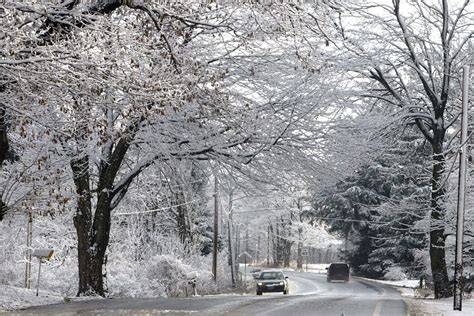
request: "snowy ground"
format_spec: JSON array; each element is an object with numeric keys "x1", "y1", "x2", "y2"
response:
[
  {"x1": 0, "y1": 286, "x2": 64, "y2": 312},
  {"x1": 373, "y1": 282, "x2": 474, "y2": 316},
  {"x1": 397, "y1": 287, "x2": 474, "y2": 316},
  {"x1": 0, "y1": 285, "x2": 97, "y2": 312},
  {"x1": 2, "y1": 265, "x2": 473, "y2": 315}
]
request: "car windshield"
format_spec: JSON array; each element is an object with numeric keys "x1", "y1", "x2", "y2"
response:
[{"x1": 259, "y1": 272, "x2": 284, "y2": 280}]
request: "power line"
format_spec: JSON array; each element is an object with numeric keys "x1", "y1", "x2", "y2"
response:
[
  {"x1": 233, "y1": 207, "x2": 413, "y2": 225},
  {"x1": 113, "y1": 196, "x2": 210, "y2": 216}
]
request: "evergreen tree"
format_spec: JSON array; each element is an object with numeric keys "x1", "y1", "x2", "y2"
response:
[{"x1": 312, "y1": 128, "x2": 430, "y2": 278}]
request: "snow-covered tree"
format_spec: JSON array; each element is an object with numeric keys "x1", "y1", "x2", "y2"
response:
[
  {"x1": 312, "y1": 0, "x2": 473, "y2": 298},
  {"x1": 1, "y1": 0, "x2": 338, "y2": 296},
  {"x1": 312, "y1": 120, "x2": 431, "y2": 279}
]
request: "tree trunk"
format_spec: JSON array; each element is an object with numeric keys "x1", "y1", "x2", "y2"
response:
[
  {"x1": 0, "y1": 201, "x2": 5, "y2": 222},
  {"x1": 282, "y1": 217, "x2": 292, "y2": 268},
  {"x1": 269, "y1": 224, "x2": 277, "y2": 267},
  {"x1": 0, "y1": 105, "x2": 9, "y2": 221},
  {"x1": 0, "y1": 106, "x2": 8, "y2": 165},
  {"x1": 71, "y1": 155, "x2": 113, "y2": 297},
  {"x1": 429, "y1": 137, "x2": 452, "y2": 298},
  {"x1": 74, "y1": 195, "x2": 111, "y2": 296},
  {"x1": 283, "y1": 239, "x2": 291, "y2": 268},
  {"x1": 176, "y1": 192, "x2": 188, "y2": 244},
  {"x1": 75, "y1": 241, "x2": 106, "y2": 296},
  {"x1": 296, "y1": 228, "x2": 303, "y2": 270},
  {"x1": 274, "y1": 223, "x2": 284, "y2": 267},
  {"x1": 227, "y1": 220, "x2": 235, "y2": 286},
  {"x1": 71, "y1": 156, "x2": 99, "y2": 296}
]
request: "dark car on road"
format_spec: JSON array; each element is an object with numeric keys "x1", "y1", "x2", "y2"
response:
[
  {"x1": 255, "y1": 270, "x2": 289, "y2": 295},
  {"x1": 327, "y1": 262, "x2": 350, "y2": 282}
]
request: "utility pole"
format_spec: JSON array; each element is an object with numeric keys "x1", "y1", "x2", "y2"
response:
[
  {"x1": 256, "y1": 233, "x2": 261, "y2": 264},
  {"x1": 212, "y1": 174, "x2": 218, "y2": 282},
  {"x1": 245, "y1": 227, "x2": 249, "y2": 253},
  {"x1": 25, "y1": 209, "x2": 33, "y2": 289},
  {"x1": 235, "y1": 224, "x2": 240, "y2": 282},
  {"x1": 227, "y1": 190, "x2": 235, "y2": 286},
  {"x1": 454, "y1": 65, "x2": 470, "y2": 311},
  {"x1": 267, "y1": 224, "x2": 270, "y2": 267}
]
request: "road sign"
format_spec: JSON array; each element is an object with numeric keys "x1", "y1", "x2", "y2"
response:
[{"x1": 238, "y1": 251, "x2": 252, "y2": 264}]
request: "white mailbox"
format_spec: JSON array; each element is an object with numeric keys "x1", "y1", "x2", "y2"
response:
[
  {"x1": 32, "y1": 249, "x2": 54, "y2": 260},
  {"x1": 32, "y1": 249, "x2": 54, "y2": 296}
]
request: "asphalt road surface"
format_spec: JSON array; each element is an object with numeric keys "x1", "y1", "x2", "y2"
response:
[{"x1": 9, "y1": 271, "x2": 408, "y2": 316}]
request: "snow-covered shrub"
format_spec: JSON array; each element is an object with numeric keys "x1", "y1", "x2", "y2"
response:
[
  {"x1": 106, "y1": 253, "x2": 143, "y2": 297},
  {"x1": 184, "y1": 252, "x2": 233, "y2": 295},
  {"x1": 0, "y1": 216, "x2": 28, "y2": 287},
  {"x1": 384, "y1": 266, "x2": 407, "y2": 281},
  {"x1": 28, "y1": 212, "x2": 78, "y2": 296},
  {"x1": 0, "y1": 210, "x2": 78, "y2": 295},
  {"x1": 105, "y1": 250, "x2": 234, "y2": 297},
  {"x1": 40, "y1": 253, "x2": 78, "y2": 296},
  {"x1": 140, "y1": 254, "x2": 192, "y2": 297},
  {"x1": 0, "y1": 264, "x2": 18, "y2": 285},
  {"x1": 412, "y1": 248, "x2": 431, "y2": 279}
]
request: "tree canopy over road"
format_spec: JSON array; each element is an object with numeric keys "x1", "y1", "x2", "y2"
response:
[{"x1": 0, "y1": 0, "x2": 472, "y2": 299}]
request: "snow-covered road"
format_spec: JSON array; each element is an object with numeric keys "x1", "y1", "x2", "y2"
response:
[
  {"x1": 6, "y1": 270, "x2": 412, "y2": 315},
  {"x1": 217, "y1": 271, "x2": 407, "y2": 315}
]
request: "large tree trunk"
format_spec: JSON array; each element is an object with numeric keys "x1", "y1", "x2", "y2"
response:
[
  {"x1": 71, "y1": 154, "x2": 114, "y2": 297},
  {"x1": 75, "y1": 238, "x2": 106, "y2": 296},
  {"x1": 71, "y1": 156, "x2": 98, "y2": 296},
  {"x1": 429, "y1": 137, "x2": 452, "y2": 298}
]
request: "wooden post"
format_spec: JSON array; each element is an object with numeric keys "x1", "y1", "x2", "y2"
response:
[
  {"x1": 212, "y1": 174, "x2": 218, "y2": 282},
  {"x1": 25, "y1": 209, "x2": 32, "y2": 289},
  {"x1": 235, "y1": 225, "x2": 240, "y2": 282},
  {"x1": 256, "y1": 233, "x2": 260, "y2": 264},
  {"x1": 454, "y1": 65, "x2": 470, "y2": 311},
  {"x1": 267, "y1": 224, "x2": 270, "y2": 267},
  {"x1": 245, "y1": 227, "x2": 249, "y2": 254},
  {"x1": 35, "y1": 259, "x2": 42, "y2": 296}
]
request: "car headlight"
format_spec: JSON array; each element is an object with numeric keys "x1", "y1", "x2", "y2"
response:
[
  {"x1": 279, "y1": 281, "x2": 284, "y2": 285},
  {"x1": 257, "y1": 282, "x2": 263, "y2": 286}
]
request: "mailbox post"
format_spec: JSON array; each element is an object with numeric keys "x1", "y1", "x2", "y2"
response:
[
  {"x1": 186, "y1": 272, "x2": 198, "y2": 297},
  {"x1": 31, "y1": 249, "x2": 54, "y2": 296}
]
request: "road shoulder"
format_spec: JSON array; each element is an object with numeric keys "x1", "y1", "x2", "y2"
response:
[{"x1": 396, "y1": 285, "x2": 474, "y2": 315}]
